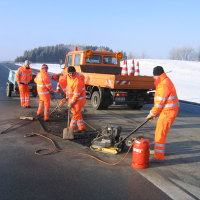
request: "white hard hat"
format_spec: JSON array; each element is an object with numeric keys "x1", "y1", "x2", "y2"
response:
[{"x1": 24, "y1": 60, "x2": 30, "y2": 65}]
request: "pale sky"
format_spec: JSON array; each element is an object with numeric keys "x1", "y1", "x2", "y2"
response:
[{"x1": 1, "y1": 0, "x2": 200, "y2": 61}]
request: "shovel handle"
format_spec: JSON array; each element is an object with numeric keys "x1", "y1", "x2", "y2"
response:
[{"x1": 67, "y1": 108, "x2": 70, "y2": 128}]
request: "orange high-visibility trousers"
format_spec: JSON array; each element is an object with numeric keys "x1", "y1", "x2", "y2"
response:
[
  {"x1": 69, "y1": 100, "x2": 86, "y2": 131},
  {"x1": 18, "y1": 84, "x2": 30, "y2": 107},
  {"x1": 37, "y1": 94, "x2": 50, "y2": 121},
  {"x1": 154, "y1": 108, "x2": 179, "y2": 160}
]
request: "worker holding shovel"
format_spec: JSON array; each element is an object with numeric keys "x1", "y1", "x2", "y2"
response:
[
  {"x1": 63, "y1": 66, "x2": 86, "y2": 139},
  {"x1": 146, "y1": 66, "x2": 179, "y2": 162}
]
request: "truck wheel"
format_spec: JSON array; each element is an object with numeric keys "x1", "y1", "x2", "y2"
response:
[
  {"x1": 91, "y1": 91, "x2": 103, "y2": 110},
  {"x1": 101, "y1": 91, "x2": 112, "y2": 109},
  {"x1": 6, "y1": 82, "x2": 12, "y2": 97}
]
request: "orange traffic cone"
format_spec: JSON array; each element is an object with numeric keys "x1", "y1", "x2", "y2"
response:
[
  {"x1": 135, "y1": 61, "x2": 140, "y2": 76},
  {"x1": 55, "y1": 82, "x2": 61, "y2": 93},
  {"x1": 121, "y1": 60, "x2": 128, "y2": 76},
  {"x1": 129, "y1": 59, "x2": 135, "y2": 76}
]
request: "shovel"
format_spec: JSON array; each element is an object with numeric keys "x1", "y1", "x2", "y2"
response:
[{"x1": 63, "y1": 108, "x2": 74, "y2": 140}]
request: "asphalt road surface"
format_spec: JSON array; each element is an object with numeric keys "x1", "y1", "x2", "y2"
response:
[{"x1": 0, "y1": 63, "x2": 200, "y2": 200}]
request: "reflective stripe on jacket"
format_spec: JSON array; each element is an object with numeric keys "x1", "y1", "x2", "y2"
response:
[
  {"x1": 34, "y1": 69, "x2": 53, "y2": 95},
  {"x1": 150, "y1": 73, "x2": 179, "y2": 116},
  {"x1": 15, "y1": 65, "x2": 32, "y2": 84},
  {"x1": 66, "y1": 72, "x2": 86, "y2": 105}
]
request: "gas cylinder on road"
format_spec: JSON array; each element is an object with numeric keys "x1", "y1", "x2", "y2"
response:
[{"x1": 132, "y1": 137, "x2": 150, "y2": 169}]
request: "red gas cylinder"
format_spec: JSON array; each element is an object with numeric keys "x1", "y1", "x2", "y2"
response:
[{"x1": 132, "y1": 137, "x2": 150, "y2": 169}]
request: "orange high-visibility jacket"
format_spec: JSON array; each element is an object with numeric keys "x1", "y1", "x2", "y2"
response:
[
  {"x1": 66, "y1": 72, "x2": 86, "y2": 106},
  {"x1": 58, "y1": 68, "x2": 68, "y2": 92},
  {"x1": 150, "y1": 73, "x2": 179, "y2": 116},
  {"x1": 15, "y1": 65, "x2": 32, "y2": 84},
  {"x1": 59, "y1": 74, "x2": 67, "y2": 92},
  {"x1": 34, "y1": 69, "x2": 54, "y2": 96}
]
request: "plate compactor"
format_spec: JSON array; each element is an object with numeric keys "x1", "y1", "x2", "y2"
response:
[
  {"x1": 90, "y1": 119, "x2": 150, "y2": 154},
  {"x1": 90, "y1": 124, "x2": 125, "y2": 154}
]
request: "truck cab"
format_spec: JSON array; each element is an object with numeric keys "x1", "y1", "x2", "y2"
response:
[
  {"x1": 64, "y1": 47, "x2": 154, "y2": 110},
  {"x1": 65, "y1": 48, "x2": 123, "y2": 75}
]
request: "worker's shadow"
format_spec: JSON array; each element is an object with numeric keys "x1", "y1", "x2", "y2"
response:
[{"x1": 150, "y1": 140, "x2": 200, "y2": 168}]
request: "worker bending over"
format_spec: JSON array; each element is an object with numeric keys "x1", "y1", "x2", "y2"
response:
[
  {"x1": 51, "y1": 67, "x2": 68, "y2": 95},
  {"x1": 34, "y1": 64, "x2": 54, "y2": 121},
  {"x1": 147, "y1": 66, "x2": 179, "y2": 162},
  {"x1": 15, "y1": 60, "x2": 33, "y2": 108},
  {"x1": 66, "y1": 66, "x2": 86, "y2": 134}
]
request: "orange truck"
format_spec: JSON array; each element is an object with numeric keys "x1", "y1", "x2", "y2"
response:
[{"x1": 63, "y1": 47, "x2": 155, "y2": 109}]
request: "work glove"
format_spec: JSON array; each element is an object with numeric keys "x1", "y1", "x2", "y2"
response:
[
  {"x1": 67, "y1": 103, "x2": 72, "y2": 109},
  {"x1": 146, "y1": 112, "x2": 156, "y2": 120}
]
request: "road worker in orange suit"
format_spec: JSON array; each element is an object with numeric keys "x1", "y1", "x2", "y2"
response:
[
  {"x1": 15, "y1": 60, "x2": 33, "y2": 108},
  {"x1": 34, "y1": 64, "x2": 54, "y2": 121},
  {"x1": 147, "y1": 66, "x2": 179, "y2": 162},
  {"x1": 51, "y1": 68, "x2": 68, "y2": 94},
  {"x1": 51, "y1": 69, "x2": 68, "y2": 107},
  {"x1": 66, "y1": 66, "x2": 86, "y2": 134}
]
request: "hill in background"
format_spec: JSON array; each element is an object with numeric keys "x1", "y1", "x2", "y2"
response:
[{"x1": 15, "y1": 44, "x2": 114, "y2": 64}]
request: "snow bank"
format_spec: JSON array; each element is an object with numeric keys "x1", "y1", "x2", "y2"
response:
[{"x1": 16, "y1": 59, "x2": 200, "y2": 103}]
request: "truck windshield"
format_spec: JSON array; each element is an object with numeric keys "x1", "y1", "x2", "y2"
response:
[
  {"x1": 103, "y1": 56, "x2": 118, "y2": 65},
  {"x1": 86, "y1": 55, "x2": 102, "y2": 64}
]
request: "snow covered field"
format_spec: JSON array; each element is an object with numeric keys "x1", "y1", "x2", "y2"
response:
[{"x1": 19, "y1": 59, "x2": 200, "y2": 104}]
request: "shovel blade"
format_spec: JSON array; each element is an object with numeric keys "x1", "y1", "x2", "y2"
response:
[{"x1": 63, "y1": 128, "x2": 74, "y2": 140}]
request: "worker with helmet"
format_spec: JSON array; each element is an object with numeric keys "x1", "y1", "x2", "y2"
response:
[
  {"x1": 147, "y1": 66, "x2": 179, "y2": 162},
  {"x1": 66, "y1": 66, "x2": 86, "y2": 134},
  {"x1": 15, "y1": 60, "x2": 33, "y2": 108},
  {"x1": 34, "y1": 64, "x2": 54, "y2": 121}
]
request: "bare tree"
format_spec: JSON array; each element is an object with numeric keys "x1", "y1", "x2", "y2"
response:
[
  {"x1": 197, "y1": 46, "x2": 200, "y2": 61},
  {"x1": 127, "y1": 51, "x2": 139, "y2": 59},
  {"x1": 141, "y1": 51, "x2": 147, "y2": 59},
  {"x1": 127, "y1": 52, "x2": 134, "y2": 59},
  {"x1": 169, "y1": 46, "x2": 195, "y2": 60}
]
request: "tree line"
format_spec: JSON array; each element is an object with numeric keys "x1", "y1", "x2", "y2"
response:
[
  {"x1": 15, "y1": 44, "x2": 114, "y2": 63},
  {"x1": 169, "y1": 46, "x2": 200, "y2": 61},
  {"x1": 16, "y1": 43, "x2": 199, "y2": 62},
  {"x1": 127, "y1": 46, "x2": 200, "y2": 61}
]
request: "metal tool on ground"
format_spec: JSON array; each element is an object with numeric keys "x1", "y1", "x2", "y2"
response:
[
  {"x1": 90, "y1": 124, "x2": 122, "y2": 154},
  {"x1": 0, "y1": 116, "x2": 40, "y2": 134},
  {"x1": 20, "y1": 116, "x2": 34, "y2": 120},
  {"x1": 90, "y1": 119, "x2": 150, "y2": 154},
  {"x1": 63, "y1": 108, "x2": 74, "y2": 140},
  {"x1": 0, "y1": 102, "x2": 64, "y2": 134}
]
